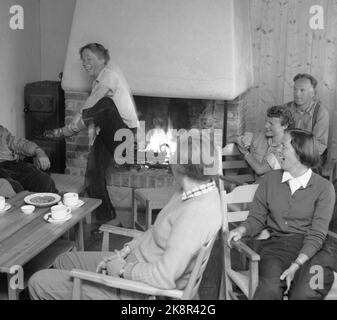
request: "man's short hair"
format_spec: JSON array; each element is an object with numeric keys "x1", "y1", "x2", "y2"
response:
[
  {"x1": 286, "y1": 129, "x2": 320, "y2": 168},
  {"x1": 79, "y1": 43, "x2": 110, "y2": 65},
  {"x1": 293, "y1": 73, "x2": 318, "y2": 89},
  {"x1": 170, "y1": 130, "x2": 216, "y2": 182},
  {"x1": 267, "y1": 105, "x2": 295, "y2": 129}
]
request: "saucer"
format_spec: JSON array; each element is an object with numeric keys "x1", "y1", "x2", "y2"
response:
[
  {"x1": 43, "y1": 212, "x2": 72, "y2": 224},
  {"x1": 66, "y1": 200, "x2": 85, "y2": 210},
  {"x1": 0, "y1": 203, "x2": 12, "y2": 213}
]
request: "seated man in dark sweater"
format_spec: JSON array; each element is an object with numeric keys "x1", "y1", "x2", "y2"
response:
[{"x1": 0, "y1": 125, "x2": 57, "y2": 193}]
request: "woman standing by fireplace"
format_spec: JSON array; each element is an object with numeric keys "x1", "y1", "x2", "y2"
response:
[{"x1": 45, "y1": 43, "x2": 139, "y2": 225}]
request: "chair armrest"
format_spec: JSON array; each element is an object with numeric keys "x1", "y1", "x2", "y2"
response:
[
  {"x1": 232, "y1": 240, "x2": 260, "y2": 262},
  {"x1": 99, "y1": 225, "x2": 144, "y2": 238},
  {"x1": 219, "y1": 175, "x2": 245, "y2": 186},
  {"x1": 224, "y1": 231, "x2": 260, "y2": 261},
  {"x1": 70, "y1": 269, "x2": 182, "y2": 299}
]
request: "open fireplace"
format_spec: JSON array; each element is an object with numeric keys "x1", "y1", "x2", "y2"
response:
[{"x1": 64, "y1": 92, "x2": 249, "y2": 187}]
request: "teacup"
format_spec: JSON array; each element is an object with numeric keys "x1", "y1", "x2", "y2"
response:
[
  {"x1": 21, "y1": 205, "x2": 35, "y2": 214},
  {"x1": 63, "y1": 192, "x2": 79, "y2": 207},
  {"x1": 0, "y1": 196, "x2": 5, "y2": 211},
  {"x1": 51, "y1": 205, "x2": 71, "y2": 220}
]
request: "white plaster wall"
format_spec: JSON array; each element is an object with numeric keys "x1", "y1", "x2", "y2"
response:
[
  {"x1": 62, "y1": 0, "x2": 254, "y2": 100},
  {"x1": 40, "y1": 0, "x2": 76, "y2": 80},
  {"x1": 0, "y1": 0, "x2": 40, "y2": 136}
]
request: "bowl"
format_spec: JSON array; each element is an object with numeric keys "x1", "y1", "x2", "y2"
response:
[{"x1": 21, "y1": 205, "x2": 35, "y2": 214}]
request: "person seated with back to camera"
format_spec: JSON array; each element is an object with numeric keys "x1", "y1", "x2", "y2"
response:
[
  {"x1": 28, "y1": 132, "x2": 222, "y2": 300},
  {"x1": 232, "y1": 105, "x2": 295, "y2": 178},
  {"x1": 0, "y1": 124, "x2": 57, "y2": 194},
  {"x1": 228, "y1": 129, "x2": 336, "y2": 300}
]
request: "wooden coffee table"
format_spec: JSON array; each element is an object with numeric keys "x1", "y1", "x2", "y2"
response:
[{"x1": 0, "y1": 191, "x2": 101, "y2": 300}]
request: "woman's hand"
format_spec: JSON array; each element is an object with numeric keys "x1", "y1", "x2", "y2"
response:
[
  {"x1": 106, "y1": 251, "x2": 127, "y2": 277},
  {"x1": 119, "y1": 245, "x2": 131, "y2": 258},
  {"x1": 96, "y1": 259, "x2": 107, "y2": 274},
  {"x1": 237, "y1": 132, "x2": 253, "y2": 149},
  {"x1": 280, "y1": 263, "x2": 300, "y2": 295},
  {"x1": 227, "y1": 226, "x2": 246, "y2": 247},
  {"x1": 96, "y1": 248, "x2": 128, "y2": 274},
  {"x1": 236, "y1": 143, "x2": 250, "y2": 156}
]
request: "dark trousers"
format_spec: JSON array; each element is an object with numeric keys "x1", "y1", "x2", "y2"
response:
[
  {"x1": 82, "y1": 97, "x2": 131, "y2": 221},
  {"x1": 253, "y1": 234, "x2": 336, "y2": 300},
  {"x1": 0, "y1": 161, "x2": 57, "y2": 193}
]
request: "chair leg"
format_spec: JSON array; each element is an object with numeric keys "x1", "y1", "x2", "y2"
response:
[
  {"x1": 72, "y1": 278, "x2": 82, "y2": 300},
  {"x1": 102, "y1": 231, "x2": 109, "y2": 252}
]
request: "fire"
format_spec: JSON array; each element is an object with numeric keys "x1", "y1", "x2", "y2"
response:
[{"x1": 145, "y1": 120, "x2": 177, "y2": 161}]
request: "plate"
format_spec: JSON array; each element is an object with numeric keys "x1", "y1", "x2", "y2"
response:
[
  {"x1": 0, "y1": 203, "x2": 12, "y2": 213},
  {"x1": 43, "y1": 212, "x2": 72, "y2": 224},
  {"x1": 67, "y1": 199, "x2": 85, "y2": 210},
  {"x1": 24, "y1": 193, "x2": 61, "y2": 207}
]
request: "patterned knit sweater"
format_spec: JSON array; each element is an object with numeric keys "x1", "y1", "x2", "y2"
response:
[{"x1": 123, "y1": 188, "x2": 222, "y2": 290}]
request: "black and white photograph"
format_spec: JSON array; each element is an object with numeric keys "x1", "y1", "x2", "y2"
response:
[{"x1": 0, "y1": 0, "x2": 337, "y2": 306}]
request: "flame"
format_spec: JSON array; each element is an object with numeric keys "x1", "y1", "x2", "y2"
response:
[{"x1": 145, "y1": 119, "x2": 177, "y2": 161}]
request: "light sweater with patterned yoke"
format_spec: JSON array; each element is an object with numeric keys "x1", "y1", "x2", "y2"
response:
[{"x1": 122, "y1": 185, "x2": 222, "y2": 290}]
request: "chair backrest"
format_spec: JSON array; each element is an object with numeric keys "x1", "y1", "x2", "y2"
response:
[
  {"x1": 181, "y1": 234, "x2": 217, "y2": 300},
  {"x1": 220, "y1": 183, "x2": 259, "y2": 300},
  {"x1": 222, "y1": 143, "x2": 255, "y2": 186},
  {"x1": 222, "y1": 184, "x2": 259, "y2": 228}
]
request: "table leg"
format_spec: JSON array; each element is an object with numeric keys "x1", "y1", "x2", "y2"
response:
[
  {"x1": 85, "y1": 213, "x2": 92, "y2": 225},
  {"x1": 74, "y1": 220, "x2": 84, "y2": 251},
  {"x1": 7, "y1": 274, "x2": 19, "y2": 300},
  {"x1": 133, "y1": 189, "x2": 138, "y2": 229}
]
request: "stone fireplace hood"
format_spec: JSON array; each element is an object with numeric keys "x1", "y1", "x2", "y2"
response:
[{"x1": 62, "y1": 0, "x2": 253, "y2": 100}]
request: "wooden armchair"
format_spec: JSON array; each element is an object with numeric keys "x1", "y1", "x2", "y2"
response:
[
  {"x1": 218, "y1": 183, "x2": 260, "y2": 300},
  {"x1": 218, "y1": 183, "x2": 337, "y2": 300},
  {"x1": 71, "y1": 225, "x2": 217, "y2": 300}
]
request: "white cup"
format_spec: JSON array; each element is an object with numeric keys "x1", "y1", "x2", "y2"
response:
[
  {"x1": 63, "y1": 193, "x2": 79, "y2": 207},
  {"x1": 51, "y1": 205, "x2": 71, "y2": 220},
  {"x1": 21, "y1": 205, "x2": 35, "y2": 214},
  {"x1": 0, "y1": 196, "x2": 6, "y2": 210}
]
